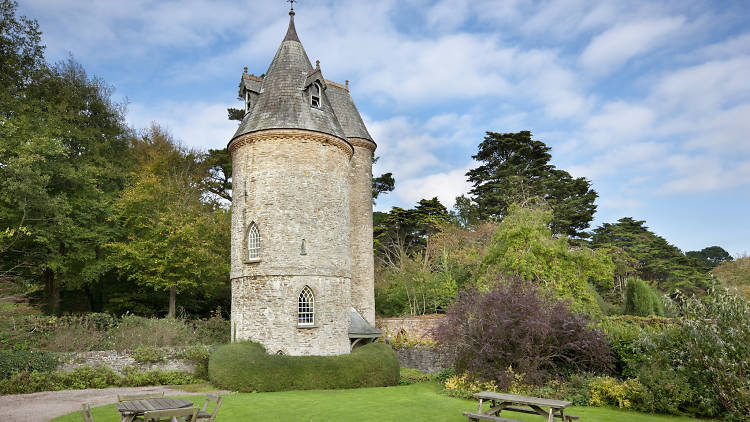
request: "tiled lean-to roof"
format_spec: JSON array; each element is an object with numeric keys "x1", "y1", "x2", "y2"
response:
[{"x1": 231, "y1": 11, "x2": 348, "y2": 143}]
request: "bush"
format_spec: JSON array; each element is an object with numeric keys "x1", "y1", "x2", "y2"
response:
[
  {"x1": 633, "y1": 287, "x2": 750, "y2": 420},
  {"x1": 433, "y1": 278, "x2": 611, "y2": 389},
  {"x1": 131, "y1": 346, "x2": 167, "y2": 363},
  {"x1": 208, "y1": 341, "x2": 399, "y2": 392},
  {"x1": 399, "y1": 368, "x2": 435, "y2": 385},
  {"x1": 0, "y1": 365, "x2": 199, "y2": 395},
  {"x1": 598, "y1": 315, "x2": 673, "y2": 378},
  {"x1": 588, "y1": 376, "x2": 643, "y2": 409},
  {"x1": 0, "y1": 349, "x2": 58, "y2": 379},
  {"x1": 623, "y1": 278, "x2": 664, "y2": 316}
]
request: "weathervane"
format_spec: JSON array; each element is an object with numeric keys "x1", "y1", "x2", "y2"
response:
[{"x1": 287, "y1": 0, "x2": 296, "y2": 12}]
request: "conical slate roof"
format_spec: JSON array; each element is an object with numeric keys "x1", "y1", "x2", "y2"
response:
[
  {"x1": 326, "y1": 82, "x2": 374, "y2": 143},
  {"x1": 231, "y1": 12, "x2": 347, "y2": 143}
]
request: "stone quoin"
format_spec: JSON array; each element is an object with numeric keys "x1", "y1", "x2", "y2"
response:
[{"x1": 227, "y1": 9, "x2": 380, "y2": 356}]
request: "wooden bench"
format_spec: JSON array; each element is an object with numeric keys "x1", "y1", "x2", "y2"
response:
[
  {"x1": 465, "y1": 392, "x2": 577, "y2": 422},
  {"x1": 463, "y1": 411, "x2": 523, "y2": 422},
  {"x1": 502, "y1": 406, "x2": 579, "y2": 421}
]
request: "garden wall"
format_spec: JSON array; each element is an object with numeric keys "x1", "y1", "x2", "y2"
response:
[
  {"x1": 393, "y1": 345, "x2": 450, "y2": 373},
  {"x1": 59, "y1": 349, "x2": 197, "y2": 375},
  {"x1": 376, "y1": 314, "x2": 444, "y2": 341}
]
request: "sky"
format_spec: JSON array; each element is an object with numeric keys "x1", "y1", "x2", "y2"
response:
[{"x1": 18, "y1": 0, "x2": 750, "y2": 256}]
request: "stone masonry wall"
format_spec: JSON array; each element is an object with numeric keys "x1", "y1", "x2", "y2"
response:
[
  {"x1": 59, "y1": 349, "x2": 196, "y2": 375},
  {"x1": 393, "y1": 345, "x2": 451, "y2": 373},
  {"x1": 232, "y1": 275, "x2": 350, "y2": 356},
  {"x1": 349, "y1": 138, "x2": 376, "y2": 326},
  {"x1": 229, "y1": 130, "x2": 352, "y2": 356},
  {"x1": 376, "y1": 314, "x2": 445, "y2": 341}
]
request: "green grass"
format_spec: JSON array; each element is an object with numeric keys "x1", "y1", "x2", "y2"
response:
[{"x1": 51, "y1": 383, "x2": 711, "y2": 422}]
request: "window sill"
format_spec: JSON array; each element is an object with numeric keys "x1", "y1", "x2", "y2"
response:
[
  {"x1": 297, "y1": 324, "x2": 317, "y2": 329},
  {"x1": 244, "y1": 258, "x2": 261, "y2": 264}
]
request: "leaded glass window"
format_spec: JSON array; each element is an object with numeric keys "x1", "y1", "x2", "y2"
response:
[
  {"x1": 247, "y1": 223, "x2": 260, "y2": 260},
  {"x1": 298, "y1": 286, "x2": 314, "y2": 326}
]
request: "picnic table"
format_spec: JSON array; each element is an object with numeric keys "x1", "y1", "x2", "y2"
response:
[
  {"x1": 115, "y1": 398, "x2": 193, "y2": 422},
  {"x1": 463, "y1": 392, "x2": 578, "y2": 422}
]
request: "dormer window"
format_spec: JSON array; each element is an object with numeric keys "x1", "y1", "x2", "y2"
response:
[
  {"x1": 311, "y1": 82, "x2": 321, "y2": 108},
  {"x1": 245, "y1": 91, "x2": 251, "y2": 113}
]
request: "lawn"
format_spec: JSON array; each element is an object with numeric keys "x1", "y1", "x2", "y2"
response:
[{"x1": 52, "y1": 383, "x2": 709, "y2": 422}]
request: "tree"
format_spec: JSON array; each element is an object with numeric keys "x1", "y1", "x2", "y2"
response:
[
  {"x1": 686, "y1": 246, "x2": 733, "y2": 272},
  {"x1": 0, "y1": 8, "x2": 131, "y2": 314},
  {"x1": 466, "y1": 131, "x2": 597, "y2": 237},
  {"x1": 591, "y1": 218, "x2": 711, "y2": 294},
  {"x1": 107, "y1": 127, "x2": 229, "y2": 318},
  {"x1": 371, "y1": 156, "x2": 394, "y2": 203},
  {"x1": 372, "y1": 172, "x2": 394, "y2": 202},
  {"x1": 480, "y1": 204, "x2": 614, "y2": 316},
  {"x1": 201, "y1": 148, "x2": 232, "y2": 202},
  {"x1": 374, "y1": 197, "x2": 449, "y2": 268}
]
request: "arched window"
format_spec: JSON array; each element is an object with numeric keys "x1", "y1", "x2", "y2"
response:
[
  {"x1": 298, "y1": 286, "x2": 314, "y2": 326},
  {"x1": 247, "y1": 222, "x2": 260, "y2": 260},
  {"x1": 311, "y1": 82, "x2": 321, "y2": 108}
]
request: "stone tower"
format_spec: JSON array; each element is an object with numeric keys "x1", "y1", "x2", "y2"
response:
[{"x1": 228, "y1": 10, "x2": 379, "y2": 356}]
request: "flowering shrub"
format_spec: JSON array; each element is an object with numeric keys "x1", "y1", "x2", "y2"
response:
[
  {"x1": 443, "y1": 373, "x2": 499, "y2": 399},
  {"x1": 588, "y1": 376, "x2": 643, "y2": 409},
  {"x1": 634, "y1": 287, "x2": 750, "y2": 420}
]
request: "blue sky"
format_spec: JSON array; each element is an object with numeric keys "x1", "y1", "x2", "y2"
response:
[{"x1": 19, "y1": 0, "x2": 750, "y2": 256}]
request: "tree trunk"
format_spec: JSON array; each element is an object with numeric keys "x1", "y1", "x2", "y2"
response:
[
  {"x1": 168, "y1": 286, "x2": 176, "y2": 318},
  {"x1": 44, "y1": 269, "x2": 60, "y2": 315}
]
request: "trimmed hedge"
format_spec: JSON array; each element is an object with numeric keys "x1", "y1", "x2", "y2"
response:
[{"x1": 208, "y1": 341, "x2": 399, "y2": 392}]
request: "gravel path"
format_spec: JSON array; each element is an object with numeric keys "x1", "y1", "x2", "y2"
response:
[{"x1": 0, "y1": 386, "x2": 224, "y2": 422}]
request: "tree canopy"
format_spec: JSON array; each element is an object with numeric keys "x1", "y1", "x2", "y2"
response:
[
  {"x1": 590, "y1": 218, "x2": 711, "y2": 294},
  {"x1": 466, "y1": 131, "x2": 597, "y2": 238},
  {"x1": 479, "y1": 204, "x2": 613, "y2": 316}
]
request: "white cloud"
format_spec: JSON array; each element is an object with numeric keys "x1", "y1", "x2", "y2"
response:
[
  {"x1": 584, "y1": 101, "x2": 656, "y2": 147},
  {"x1": 580, "y1": 17, "x2": 684, "y2": 74},
  {"x1": 127, "y1": 101, "x2": 237, "y2": 151},
  {"x1": 397, "y1": 166, "x2": 473, "y2": 209}
]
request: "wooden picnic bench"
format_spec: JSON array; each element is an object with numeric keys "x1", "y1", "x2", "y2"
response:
[{"x1": 463, "y1": 392, "x2": 578, "y2": 422}]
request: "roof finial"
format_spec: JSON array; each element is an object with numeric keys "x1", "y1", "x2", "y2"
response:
[
  {"x1": 345, "y1": 80, "x2": 349, "y2": 89},
  {"x1": 287, "y1": 0, "x2": 296, "y2": 13},
  {"x1": 315, "y1": 60, "x2": 320, "y2": 69},
  {"x1": 243, "y1": 66, "x2": 248, "y2": 74}
]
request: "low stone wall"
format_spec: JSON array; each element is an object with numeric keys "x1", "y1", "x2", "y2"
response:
[
  {"x1": 376, "y1": 314, "x2": 444, "y2": 341},
  {"x1": 393, "y1": 345, "x2": 450, "y2": 373},
  {"x1": 59, "y1": 349, "x2": 197, "y2": 375}
]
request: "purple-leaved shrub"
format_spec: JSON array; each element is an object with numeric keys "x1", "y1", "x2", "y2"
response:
[{"x1": 433, "y1": 276, "x2": 611, "y2": 389}]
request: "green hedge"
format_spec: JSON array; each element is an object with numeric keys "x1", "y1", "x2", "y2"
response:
[
  {"x1": 0, "y1": 365, "x2": 199, "y2": 395},
  {"x1": 624, "y1": 277, "x2": 664, "y2": 317},
  {"x1": 208, "y1": 342, "x2": 399, "y2": 392},
  {"x1": 0, "y1": 349, "x2": 58, "y2": 379}
]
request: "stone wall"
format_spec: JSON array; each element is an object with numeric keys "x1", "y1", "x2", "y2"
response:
[
  {"x1": 349, "y1": 138, "x2": 376, "y2": 326},
  {"x1": 376, "y1": 314, "x2": 445, "y2": 341},
  {"x1": 229, "y1": 129, "x2": 353, "y2": 356},
  {"x1": 59, "y1": 349, "x2": 197, "y2": 375},
  {"x1": 393, "y1": 345, "x2": 450, "y2": 373}
]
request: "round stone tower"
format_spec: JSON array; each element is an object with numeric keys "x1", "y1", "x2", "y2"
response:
[{"x1": 228, "y1": 11, "x2": 378, "y2": 356}]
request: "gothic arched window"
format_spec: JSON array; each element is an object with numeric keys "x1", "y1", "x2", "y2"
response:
[
  {"x1": 247, "y1": 222, "x2": 260, "y2": 260},
  {"x1": 298, "y1": 286, "x2": 314, "y2": 326},
  {"x1": 311, "y1": 82, "x2": 321, "y2": 108}
]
